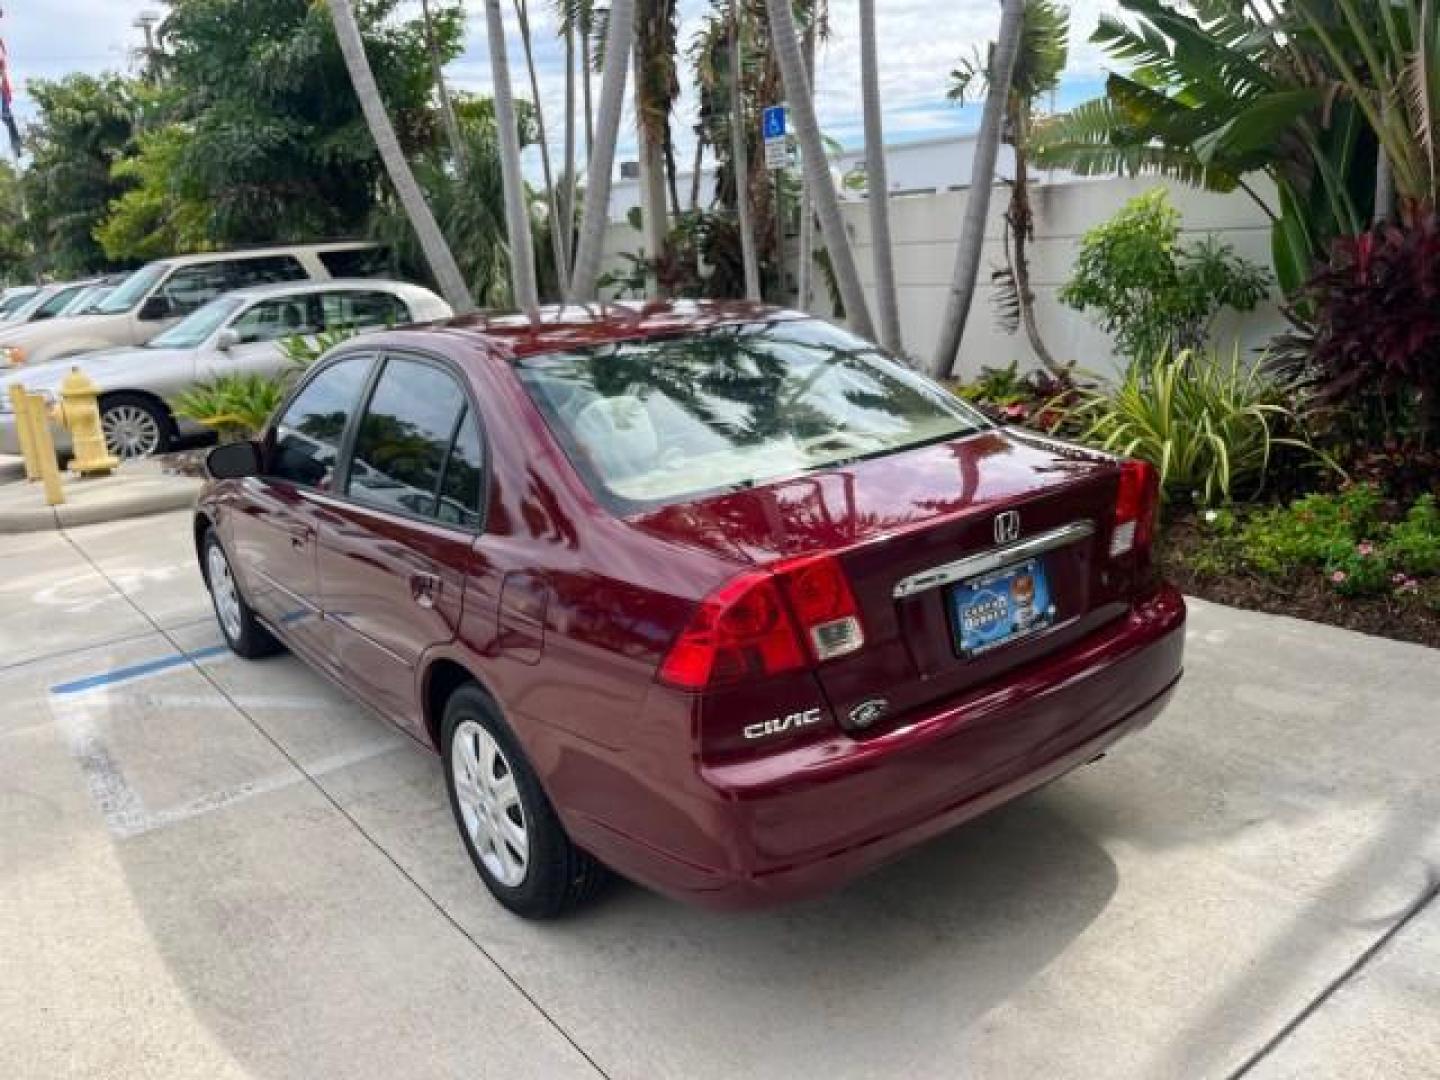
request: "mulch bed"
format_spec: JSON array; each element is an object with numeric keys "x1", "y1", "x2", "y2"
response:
[{"x1": 1160, "y1": 515, "x2": 1440, "y2": 650}]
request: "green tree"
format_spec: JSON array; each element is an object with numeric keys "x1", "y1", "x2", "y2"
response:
[
  {"x1": 94, "y1": 125, "x2": 211, "y2": 262},
  {"x1": 0, "y1": 162, "x2": 33, "y2": 282},
  {"x1": 22, "y1": 73, "x2": 140, "y2": 277}
]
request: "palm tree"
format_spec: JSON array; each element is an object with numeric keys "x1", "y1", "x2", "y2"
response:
[
  {"x1": 764, "y1": 0, "x2": 874, "y2": 340},
  {"x1": 420, "y1": 0, "x2": 466, "y2": 167},
  {"x1": 571, "y1": 0, "x2": 636, "y2": 299},
  {"x1": 858, "y1": 0, "x2": 901, "y2": 353},
  {"x1": 324, "y1": 0, "x2": 475, "y2": 314},
  {"x1": 930, "y1": 0, "x2": 1024, "y2": 378},
  {"x1": 634, "y1": 0, "x2": 680, "y2": 297},
  {"x1": 949, "y1": 0, "x2": 1068, "y2": 372},
  {"x1": 483, "y1": 0, "x2": 540, "y2": 310},
  {"x1": 731, "y1": 2, "x2": 761, "y2": 301},
  {"x1": 796, "y1": 11, "x2": 818, "y2": 311},
  {"x1": 513, "y1": 0, "x2": 569, "y2": 288}
]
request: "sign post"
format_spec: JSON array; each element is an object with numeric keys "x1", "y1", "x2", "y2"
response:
[{"x1": 762, "y1": 106, "x2": 790, "y2": 298}]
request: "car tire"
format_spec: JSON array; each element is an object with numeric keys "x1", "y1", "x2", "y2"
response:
[
  {"x1": 202, "y1": 529, "x2": 283, "y2": 660},
  {"x1": 442, "y1": 685, "x2": 606, "y2": 918},
  {"x1": 100, "y1": 393, "x2": 174, "y2": 459}
]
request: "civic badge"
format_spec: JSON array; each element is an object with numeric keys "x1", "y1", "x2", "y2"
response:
[
  {"x1": 994, "y1": 510, "x2": 1021, "y2": 545},
  {"x1": 847, "y1": 698, "x2": 890, "y2": 731}
]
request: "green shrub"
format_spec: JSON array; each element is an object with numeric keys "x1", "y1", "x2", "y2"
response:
[
  {"x1": 1059, "y1": 189, "x2": 1272, "y2": 366},
  {"x1": 1069, "y1": 347, "x2": 1318, "y2": 506},
  {"x1": 172, "y1": 375, "x2": 288, "y2": 443}
]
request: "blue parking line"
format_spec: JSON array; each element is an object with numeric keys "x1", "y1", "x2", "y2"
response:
[{"x1": 50, "y1": 645, "x2": 230, "y2": 696}]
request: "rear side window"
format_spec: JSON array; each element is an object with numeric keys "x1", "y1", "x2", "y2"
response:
[
  {"x1": 318, "y1": 247, "x2": 391, "y2": 279},
  {"x1": 344, "y1": 357, "x2": 480, "y2": 526},
  {"x1": 320, "y1": 290, "x2": 409, "y2": 331},
  {"x1": 268, "y1": 356, "x2": 373, "y2": 489}
]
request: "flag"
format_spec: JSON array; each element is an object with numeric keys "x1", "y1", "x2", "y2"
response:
[{"x1": 0, "y1": 22, "x2": 18, "y2": 157}]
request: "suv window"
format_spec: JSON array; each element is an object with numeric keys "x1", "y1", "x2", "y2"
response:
[
  {"x1": 318, "y1": 247, "x2": 390, "y2": 279},
  {"x1": 232, "y1": 295, "x2": 323, "y2": 344},
  {"x1": 154, "y1": 256, "x2": 308, "y2": 318},
  {"x1": 345, "y1": 357, "x2": 474, "y2": 523},
  {"x1": 35, "y1": 285, "x2": 86, "y2": 320},
  {"x1": 268, "y1": 356, "x2": 374, "y2": 489},
  {"x1": 321, "y1": 290, "x2": 409, "y2": 330}
]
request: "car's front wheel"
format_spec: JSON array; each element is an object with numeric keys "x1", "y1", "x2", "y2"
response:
[
  {"x1": 442, "y1": 685, "x2": 605, "y2": 918},
  {"x1": 202, "y1": 530, "x2": 282, "y2": 659},
  {"x1": 100, "y1": 393, "x2": 174, "y2": 459}
]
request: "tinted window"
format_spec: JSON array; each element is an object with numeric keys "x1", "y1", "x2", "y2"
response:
[
  {"x1": 514, "y1": 319, "x2": 990, "y2": 509},
  {"x1": 269, "y1": 356, "x2": 373, "y2": 489},
  {"x1": 321, "y1": 290, "x2": 408, "y2": 330},
  {"x1": 345, "y1": 358, "x2": 466, "y2": 520},
  {"x1": 35, "y1": 285, "x2": 85, "y2": 319},
  {"x1": 436, "y1": 409, "x2": 484, "y2": 528},
  {"x1": 156, "y1": 256, "x2": 308, "y2": 317},
  {"x1": 232, "y1": 295, "x2": 322, "y2": 344},
  {"x1": 95, "y1": 264, "x2": 167, "y2": 314},
  {"x1": 318, "y1": 247, "x2": 390, "y2": 279}
]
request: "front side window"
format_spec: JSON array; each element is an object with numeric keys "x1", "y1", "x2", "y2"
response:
[
  {"x1": 94, "y1": 264, "x2": 168, "y2": 314},
  {"x1": 345, "y1": 357, "x2": 470, "y2": 522},
  {"x1": 35, "y1": 285, "x2": 85, "y2": 320},
  {"x1": 514, "y1": 318, "x2": 991, "y2": 509},
  {"x1": 231, "y1": 296, "x2": 322, "y2": 344},
  {"x1": 148, "y1": 298, "x2": 245, "y2": 349},
  {"x1": 268, "y1": 355, "x2": 374, "y2": 489}
]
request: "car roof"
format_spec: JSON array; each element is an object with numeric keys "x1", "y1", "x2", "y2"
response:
[
  {"x1": 155, "y1": 241, "x2": 376, "y2": 270},
  {"x1": 377, "y1": 300, "x2": 805, "y2": 361},
  {"x1": 222, "y1": 278, "x2": 432, "y2": 302}
]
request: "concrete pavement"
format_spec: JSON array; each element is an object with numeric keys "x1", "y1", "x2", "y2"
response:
[
  {"x1": 0, "y1": 456, "x2": 202, "y2": 533},
  {"x1": 1, "y1": 511, "x2": 1437, "y2": 1079}
]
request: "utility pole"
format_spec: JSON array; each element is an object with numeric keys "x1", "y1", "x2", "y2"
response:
[{"x1": 132, "y1": 10, "x2": 161, "y2": 83}]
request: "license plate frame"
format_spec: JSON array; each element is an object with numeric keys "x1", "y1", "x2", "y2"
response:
[{"x1": 948, "y1": 557, "x2": 1057, "y2": 658}]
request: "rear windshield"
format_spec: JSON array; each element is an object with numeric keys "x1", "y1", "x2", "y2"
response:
[{"x1": 514, "y1": 318, "x2": 990, "y2": 511}]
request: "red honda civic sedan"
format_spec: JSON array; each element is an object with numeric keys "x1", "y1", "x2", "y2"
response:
[{"x1": 196, "y1": 302, "x2": 1185, "y2": 917}]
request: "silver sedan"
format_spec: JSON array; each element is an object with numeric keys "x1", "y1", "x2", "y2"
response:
[{"x1": 0, "y1": 279, "x2": 452, "y2": 459}]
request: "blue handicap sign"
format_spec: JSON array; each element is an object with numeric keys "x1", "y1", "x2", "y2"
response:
[{"x1": 762, "y1": 105, "x2": 787, "y2": 142}]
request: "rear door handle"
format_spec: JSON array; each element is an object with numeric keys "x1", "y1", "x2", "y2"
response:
[
  {"x1": 288, "y1": 525, "x2": 315, "y2": 550},
  {"x1": 411, "y1": 573, "x2": 441, "y2": 609}
]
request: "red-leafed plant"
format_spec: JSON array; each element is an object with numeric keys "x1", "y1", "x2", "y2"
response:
[{"x1": 1303, "y1": 218, "x2": 1440, "y2": 455}]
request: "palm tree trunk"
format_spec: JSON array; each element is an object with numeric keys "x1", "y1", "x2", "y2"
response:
[
  {"x1": 1008, "y1": 135, "x2": 1062, "y2": 372},
  {"x1": 690, "y1": 135, "x2": 705, "y2": 210},
  {"x1": 420, "y1": 0, "x2": 465, "y2": 167},
  {"x1": 765, "y1": 0, "x2": 874, "y2": 339},
  {"x1": 859, "y1": 0, "x2": 902, "y2": 353},
  {"x1": 571, "y1": 0, "x2": 636, "y2": 299},
  {"x1": 731, "y1": 4, "x2": 762, "y2": 302},
  {"x1": 514, "y1": 0, "x2": 569, "y2": 291},
  {"x1": 582, "y1": 26, "x2": 595, "y2": 157},
  {"x1": 484, "y1": 0, "x2": 540, "y2": 311},
  {"x1": 327, "y1": 0, "x2": 474, "y2": 314},
  {"x1": 634, "y1": 30, "x2": 670, "y2": 298},
  {"x1": 930, "y1": 0, "x2": 1024, "y2": 377},
  {"x1": 797, "y1": 19, "x2": 816, "y2": 311},
  {"x1": 559, "y1": 22, "x2": 577, "y2": 278}
]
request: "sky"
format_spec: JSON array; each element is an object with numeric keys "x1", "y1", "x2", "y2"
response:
[{"x1": 4, "y1": 0, "x2": 1123, "y2": 170}]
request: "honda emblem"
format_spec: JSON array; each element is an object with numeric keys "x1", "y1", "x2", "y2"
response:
[{"x1": 994, "y1": 510, "x2": 1021, "y2": 545}]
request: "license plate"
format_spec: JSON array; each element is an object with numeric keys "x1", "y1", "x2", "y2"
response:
[{"x1": 949, "y1": 558, "x2": 1056, "y2": 657}]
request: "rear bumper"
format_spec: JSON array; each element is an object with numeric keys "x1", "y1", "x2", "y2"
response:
[{"x1": 568, "y1": 583, "x2": 1186, "y2": 910}]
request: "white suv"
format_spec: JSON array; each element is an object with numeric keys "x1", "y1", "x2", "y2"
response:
[{"x1": 0, "y1": 242, "x2": 388, "y2": 368}]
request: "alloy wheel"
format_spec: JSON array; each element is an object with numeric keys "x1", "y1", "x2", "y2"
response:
[
  {"x1": 207, "y1": 543, "x2": 244, "y2": 644},
  {"x1": 102, "y1": 405, "x2": 162, "y2": 459},
  {"x1": 451, "y1": 719, "x2": 530, "y2": 887}
]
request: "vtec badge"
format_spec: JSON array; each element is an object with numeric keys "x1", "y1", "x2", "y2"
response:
[
  {"x1": 743, "y1": 707, "x2": 823, "y2": 742},
  {"x1": 847, "y1": 698, "x2": 889, "y2": 731}
]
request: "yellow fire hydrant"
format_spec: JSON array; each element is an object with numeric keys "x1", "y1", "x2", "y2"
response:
[{"x1": 55, "y1": 368, "x2": 119, "y2": 477}]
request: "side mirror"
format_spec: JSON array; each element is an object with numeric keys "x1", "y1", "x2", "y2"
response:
[
  {"x1": 138, "y1": 295, "x2": 175, "y2": 322},
  {"x1": 205, "y1": 440, "x2": 262, "y2": 480},
  {"x1": 215, "y1": 328, "x2": 241, "y2": 351}
]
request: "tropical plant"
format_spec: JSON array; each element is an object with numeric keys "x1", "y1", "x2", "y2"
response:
[
  {"x1": 172, "y1": 374, "x2": 290, "y2": 443},
  {"x1": 949, "y1": 0, "x2": 1068, "y2": 372},
  {"x1": 483, "y1": 0, "x2": 541, "y2": 310},
  {"x1": 633, "y1": 0, "x2": 682, "y2": 296},
  {"x1": 1070, "y1": 347, "x2": 1319, "y2": 506},
  {"x1": 858, "y1": 0, "x2": 902, "y2": 353},
  {"x1": 279, "y1": 326, "x2": 361, "y2": 367},
  {"x1": 571, "y1": 0, "x2": 636, "y2": 299},
  {"x1": 325, "y1": 0, "x2": 474, "y2": 314},
  {"x1": 728, "y1": 1, "x2": 762, "y2": 300},
  {"x1": 1297, "y1": 216, "x2": 1440, "y2": 449},
  {"x1": 95, "y1": 125, "x2": 211, "y2": 262},
  {"x1": 765, "y1": 0, "x2": 874, "y2": 339},
  {"x1": 1060, "y1": 189, "x2": 1271, "y2": 366},
  {"x1": 420, "y1": 0, "x2": 467, "y2": 164},
  {"x1": 931, "y1": 0, "x2": 1025, "y2": 377}
]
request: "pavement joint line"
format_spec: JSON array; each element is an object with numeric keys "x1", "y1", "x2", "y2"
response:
[
  {"x1": 1225, "y1": 872, "x2": 1440, "y2": 1079},
  {"x1": 0, "y1": 614, "x2": 219, "y2": 679},
  {"x1": 55, "y1": 526, "x2": 614, "y2": 1080}
]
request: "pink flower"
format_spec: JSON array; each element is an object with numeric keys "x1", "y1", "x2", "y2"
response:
[
  {"x1": 1397, "y1": 578, "x2": 1420, "y2": 595},
  {"x1": 1393, "y1": 572, "x2": 1409, "y2": 585},
  {"x1": 1331, "y1": 570, "x2": 1348, "y2": 585},
  {"x1": 1356, "y1": 542, "x2": 1375, "y2": 557},
  {"x1": 1002, "y1": 403, "x2": 1028, "y2": 420}
]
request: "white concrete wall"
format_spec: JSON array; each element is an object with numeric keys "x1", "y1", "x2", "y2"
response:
[{"x1": 601, "y1": 175, "x2": 1287, "y2": 382}]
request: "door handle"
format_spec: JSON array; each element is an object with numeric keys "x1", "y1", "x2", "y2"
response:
[
  {"x1": 287, "y1": 525, "x2": 315, "y2": 549},
  {"x1": 410, "y1": 573, "x2": 441, "y2": 609}
]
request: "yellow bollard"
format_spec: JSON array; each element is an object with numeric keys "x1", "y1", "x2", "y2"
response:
[
  {"x1": 22, "y1": 391, "x2": 64, "y2": 506},
  {"x1": 7, "y1": 384, "x2": 40, "y2": 482},
  {"x1": 56, "y1": 368, "x2": 119, "y2": 477}
]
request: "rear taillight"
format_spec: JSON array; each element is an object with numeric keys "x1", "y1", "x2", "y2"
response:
[
  {"x1": 657, "y1": 555, "x2": 865, "y2": 690},
  {"x1": 1110, "y1": 459, "x2": 1159, "y2": 558}
]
